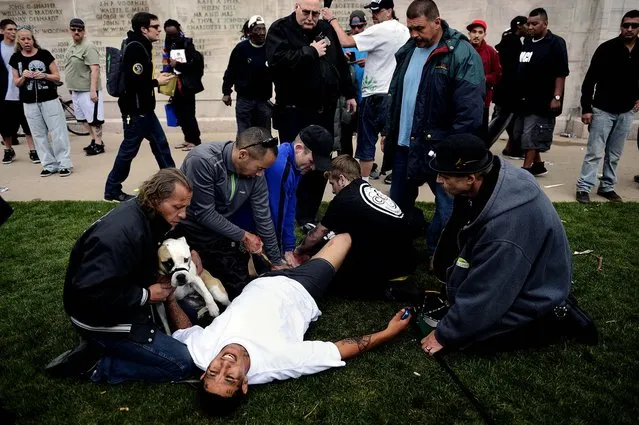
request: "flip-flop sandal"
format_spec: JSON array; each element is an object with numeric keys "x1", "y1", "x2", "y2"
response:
[
  {"x1": 174, "y1": 143, "x2": 188, "y2": 149},
  {"x1": 181, "y1": 144, "x2": 196, "y2": 151}
]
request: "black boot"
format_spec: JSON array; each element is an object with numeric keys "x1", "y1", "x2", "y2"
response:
[{"x1": 45, "y1": 339, "x2": 101, "y2": 379}]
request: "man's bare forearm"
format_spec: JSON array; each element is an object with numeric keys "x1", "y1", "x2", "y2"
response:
[
  {"x1": 90, "y1": 65, "x2": 99, "y2": 93},
  {"x1": 165, "y1": 298, "x2": 192, "y2": 331},
  {"x1": 334, "y1": 329, "x2": 392, "y2": 360}
]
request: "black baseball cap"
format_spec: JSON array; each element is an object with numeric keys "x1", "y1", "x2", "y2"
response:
[
  {"x1": 349, "y1": 10, "x2": 367, "y2": 25},
  {"x1": 298, "y1": 125, "x2": 333, "y2": 172},
  {"x1": 429, "y1": 134, "x2": 493, "y2": 174},
  {"x1": 69, "y1": 18, "x2": 85, "y2": 28},
  {"x1": 364, "y1": 0, "x2": 394, "y2": 12},
  {"x1": 511, "y1": 16, "x2": 528, "y2": 28}
]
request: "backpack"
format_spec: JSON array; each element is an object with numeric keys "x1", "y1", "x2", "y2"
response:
[{"x1": 105, "y1": 40, "x2": 149, "y2": 97}]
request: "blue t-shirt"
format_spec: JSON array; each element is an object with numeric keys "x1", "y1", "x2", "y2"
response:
[
  {"x1": 343, "y1": 47, "x2": 367, "y2": 104},
  {"x1": 398, "y1": 45, "x2": 436, "y2": 147}
]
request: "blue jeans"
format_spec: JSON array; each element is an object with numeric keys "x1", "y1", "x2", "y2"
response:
[
  {"x1": 236, "y1": 96, "x2": 272, "y2": 136},
  {"x1": 355, "y1": 94, "x2": 390, "y2": 161},
  {"x1": 104, "y1": 112, "x2": 175, "y2": 196},
  {"x1": 576, "y1": 107, "x2": 633, "y2": 193},
  {"x1": 390, "y1": 146, "x2": 453, "y2": 256},
  {"x1": 87, "y1": 330, "x2": 197, "y2": 384}
]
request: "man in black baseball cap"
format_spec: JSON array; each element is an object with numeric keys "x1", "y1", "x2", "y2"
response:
[
  {"x1": 251, "y1": 125, "x2": 334, "y2": 267},
  {"x1": 419, "y1": 133, "x2": 582, "y2": 355}
]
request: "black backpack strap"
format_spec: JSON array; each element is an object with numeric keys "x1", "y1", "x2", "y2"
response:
[{"x1": 276, "y1": 162, "x2": 292, "y2": 249}]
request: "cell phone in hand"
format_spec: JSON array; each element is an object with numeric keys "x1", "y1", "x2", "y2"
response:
[
  {"x1": 324, "y1": 0, "x2": 333, "y2": 7},
  {"x1": 346, "y1": 51, "x2": 356, "y2": 63}
]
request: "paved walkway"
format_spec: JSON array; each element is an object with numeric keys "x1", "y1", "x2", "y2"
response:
[{"x1": 1, "y1": 132, "x2": 638, "y2": 202}]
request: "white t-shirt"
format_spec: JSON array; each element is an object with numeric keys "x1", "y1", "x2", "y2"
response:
[
  {"x1": 1, "y1": 41, "x2": 19, "y2": 101},
  {"x1": 173, "y1": 275, "x2": 345, "y2": 385},
  {"x1": 353, "y1": 19, "x2": 410, "y2": 97}
]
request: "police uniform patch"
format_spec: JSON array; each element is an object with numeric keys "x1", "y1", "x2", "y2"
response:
[{"x1": 132, "y1": 63, "x2": 143, "y2": 74}]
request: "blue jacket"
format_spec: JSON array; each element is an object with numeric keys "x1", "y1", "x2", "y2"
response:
[
  {"x1": 434, "y1": 158, "x2": 572, "y2": 348},
  {"x1": 232, "y1": 143, "x2": 301, "y2": 252},
  {"x1": 264, "y1": 143, "x2": 301, "y2": 253},
  {"x1": 383, "y1": 21, "x2": 485, "y2": 181}
]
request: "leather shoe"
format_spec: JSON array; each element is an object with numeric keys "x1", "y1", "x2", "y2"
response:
[{"x1": 45, "y1": 340, "x2": 101, "y2": 379}]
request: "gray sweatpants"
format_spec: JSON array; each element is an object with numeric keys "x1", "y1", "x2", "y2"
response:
[{"x1": 24, "y1": 99, "x2": 73, "y2": 171}]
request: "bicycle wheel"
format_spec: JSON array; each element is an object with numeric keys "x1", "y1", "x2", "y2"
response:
[{"x1": 62, "y1": 99, "x2": 90, "y2": 136}]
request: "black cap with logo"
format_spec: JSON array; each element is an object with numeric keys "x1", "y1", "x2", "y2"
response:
[
  {"x1": 298, "y1": 125, "x2": 333, "y2": 172},
  {"x1": 363, "y1": 0, "x2": 394, "y2": 11}
]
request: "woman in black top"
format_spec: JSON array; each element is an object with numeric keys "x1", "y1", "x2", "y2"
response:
[{"x1": 10, "y1": 27, "x2": 73, "y2": 177}]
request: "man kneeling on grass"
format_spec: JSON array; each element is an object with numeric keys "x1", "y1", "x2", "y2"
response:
[
  {"x1": 419, "y1": 134, "x2": 595, "y2": 356},
  {"x1": 166, "y1": 233, "x2": 412, "y2": 416},
  {"x1": 294, "y1": 155, "x2": 417, "y2": 299}
]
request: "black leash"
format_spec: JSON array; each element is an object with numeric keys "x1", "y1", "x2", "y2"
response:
[{"x1": 433, "y1": 352, "x2": 495, "y2": 425}]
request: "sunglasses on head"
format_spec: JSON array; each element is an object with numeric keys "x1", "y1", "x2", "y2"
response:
[
  {"x1": 242, "y1": 136, "x2": 279, "y2": 150},
  {"x1": 621, "y1": 22, "x2": 639, "y2": 29},
  {"x1": 350, "y1": 24, "x2": 366, "y2": 29},
  {"x1": 70, "y1": 27, "x2": 84, "y2": 32},
  {"x1": 300, "y1": 8, "x2": 321, "y2": 18}
]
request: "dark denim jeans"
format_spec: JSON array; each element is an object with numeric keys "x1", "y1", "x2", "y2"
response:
[
  {"x1": 105, "y1": 112, "x2": 175, "y2": 196},
  {"x1": 389, "y1": 146, "x2": 453, "y2": 256},
  {"x1": 88, "y1": 330, "x2": 197, "y2": 384},
  {"x1": 236, "y1": 96, "x2": 272, "y2": 135}
]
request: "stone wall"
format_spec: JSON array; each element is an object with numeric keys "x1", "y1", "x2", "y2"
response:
[{"x1": 0, "y1": 0, "x2": 636, "y2": 138}]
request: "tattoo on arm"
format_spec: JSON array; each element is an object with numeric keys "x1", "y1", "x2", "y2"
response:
[{"x1": 342, "y1": 335, "x2": 372, "y2": 353}]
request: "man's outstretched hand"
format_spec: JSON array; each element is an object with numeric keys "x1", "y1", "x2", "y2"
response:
[{"x1": 386, "y1": 308, "x2": 413, "y2": 337}]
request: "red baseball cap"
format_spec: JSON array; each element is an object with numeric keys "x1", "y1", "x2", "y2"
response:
[{"x1": 466, "y1": 19, "x2": 487, "y2": 31}]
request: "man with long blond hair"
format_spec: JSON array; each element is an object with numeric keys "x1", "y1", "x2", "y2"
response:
[{"x1": 48, "y1": 169, "x2": 199, "y2": 384}]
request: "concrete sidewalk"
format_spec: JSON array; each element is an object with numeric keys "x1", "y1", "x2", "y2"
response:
[{"x1": 1, "y1": 132, "x2": 638, "y2": 202}]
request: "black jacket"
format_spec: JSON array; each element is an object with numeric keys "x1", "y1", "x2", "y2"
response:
[
  {"x1": 171, "y1": 37, "x2": 205, "y2": 95},
  {"x1": 118, "y1": 31, "x2": 159, "y2": 116},
  {"x1": 222, "y1": 40, "x2": 272, "y2": 101},
  {"x1": 493, "y1": 31, "x2": 523, "y2": 107},
  {"x1": 63, "y1": 200, "x2": 170, "y2": 342},
  {"x1": 0, "y1": 35, "x2": 8, "y2": 100},
  {"x1": 265, "y1": 13, "x2": 355, "y2": 108},
  {"x1": 580, "y1": 36, "x2": 639, "y2": 114}
]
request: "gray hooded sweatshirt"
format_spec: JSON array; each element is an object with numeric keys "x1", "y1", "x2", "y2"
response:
[{"x1": 435, "y1": 158, "x2": 572, "y2": 348}]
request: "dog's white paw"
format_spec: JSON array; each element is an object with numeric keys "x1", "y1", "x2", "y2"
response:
[{"x1": 198, "y1": 303, "x2": 220, "y2": 319}]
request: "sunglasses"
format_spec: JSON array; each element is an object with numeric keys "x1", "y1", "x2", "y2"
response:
[
  {"x1": 147, "y1": 24, "x2": 161, "y2": 30},
  {"x1": 350, "y1": 24, "x2": 366, "y2": 29},
  {"x1": 70, "y1": 27, "x2": 84, "y2": 32},
  {"x1": 242, "y1": 137, "x2": 279, "y2": 150},
  {"x1": 299, "y1": 8, "x2": 321, "y2": 18},
  {"x1": 621, "y1": 22, "x2": 639, "y2": 29}
]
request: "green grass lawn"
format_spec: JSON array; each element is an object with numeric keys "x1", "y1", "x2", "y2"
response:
[{"x1": 0, "y1": 201, "x2": 638, "y2": 424}]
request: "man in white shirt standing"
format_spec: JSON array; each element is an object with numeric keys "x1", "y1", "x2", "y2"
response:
[
  {"x1": 322, "y1": 1, "x2": 409, "y2": 180},
  {"x1": 168, "y1": 233, "x2": 411, "y2": 416},
  {"x1": 64, "y1": 18, "x2": 105, "y2": 156},
  {"x1": 0, "y1": 19, "x2": 39, "y2": 165}
]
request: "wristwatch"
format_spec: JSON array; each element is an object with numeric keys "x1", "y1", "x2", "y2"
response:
[{"x1": 554, "y1": 95, "x2": 561, "y2": 101}]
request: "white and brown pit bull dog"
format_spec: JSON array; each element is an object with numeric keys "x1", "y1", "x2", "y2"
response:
[{"x1": 156, "y1": 237, "x2": 230, "y2": 334}]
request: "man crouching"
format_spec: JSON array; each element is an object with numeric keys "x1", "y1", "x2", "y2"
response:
[{"x1": 48, "y1": 168, "x2": 200, "y2": 383}]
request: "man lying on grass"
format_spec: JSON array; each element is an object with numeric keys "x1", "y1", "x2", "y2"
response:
[{"x1": 167, "y1": 233, "x2": 412, "y2": 416}]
